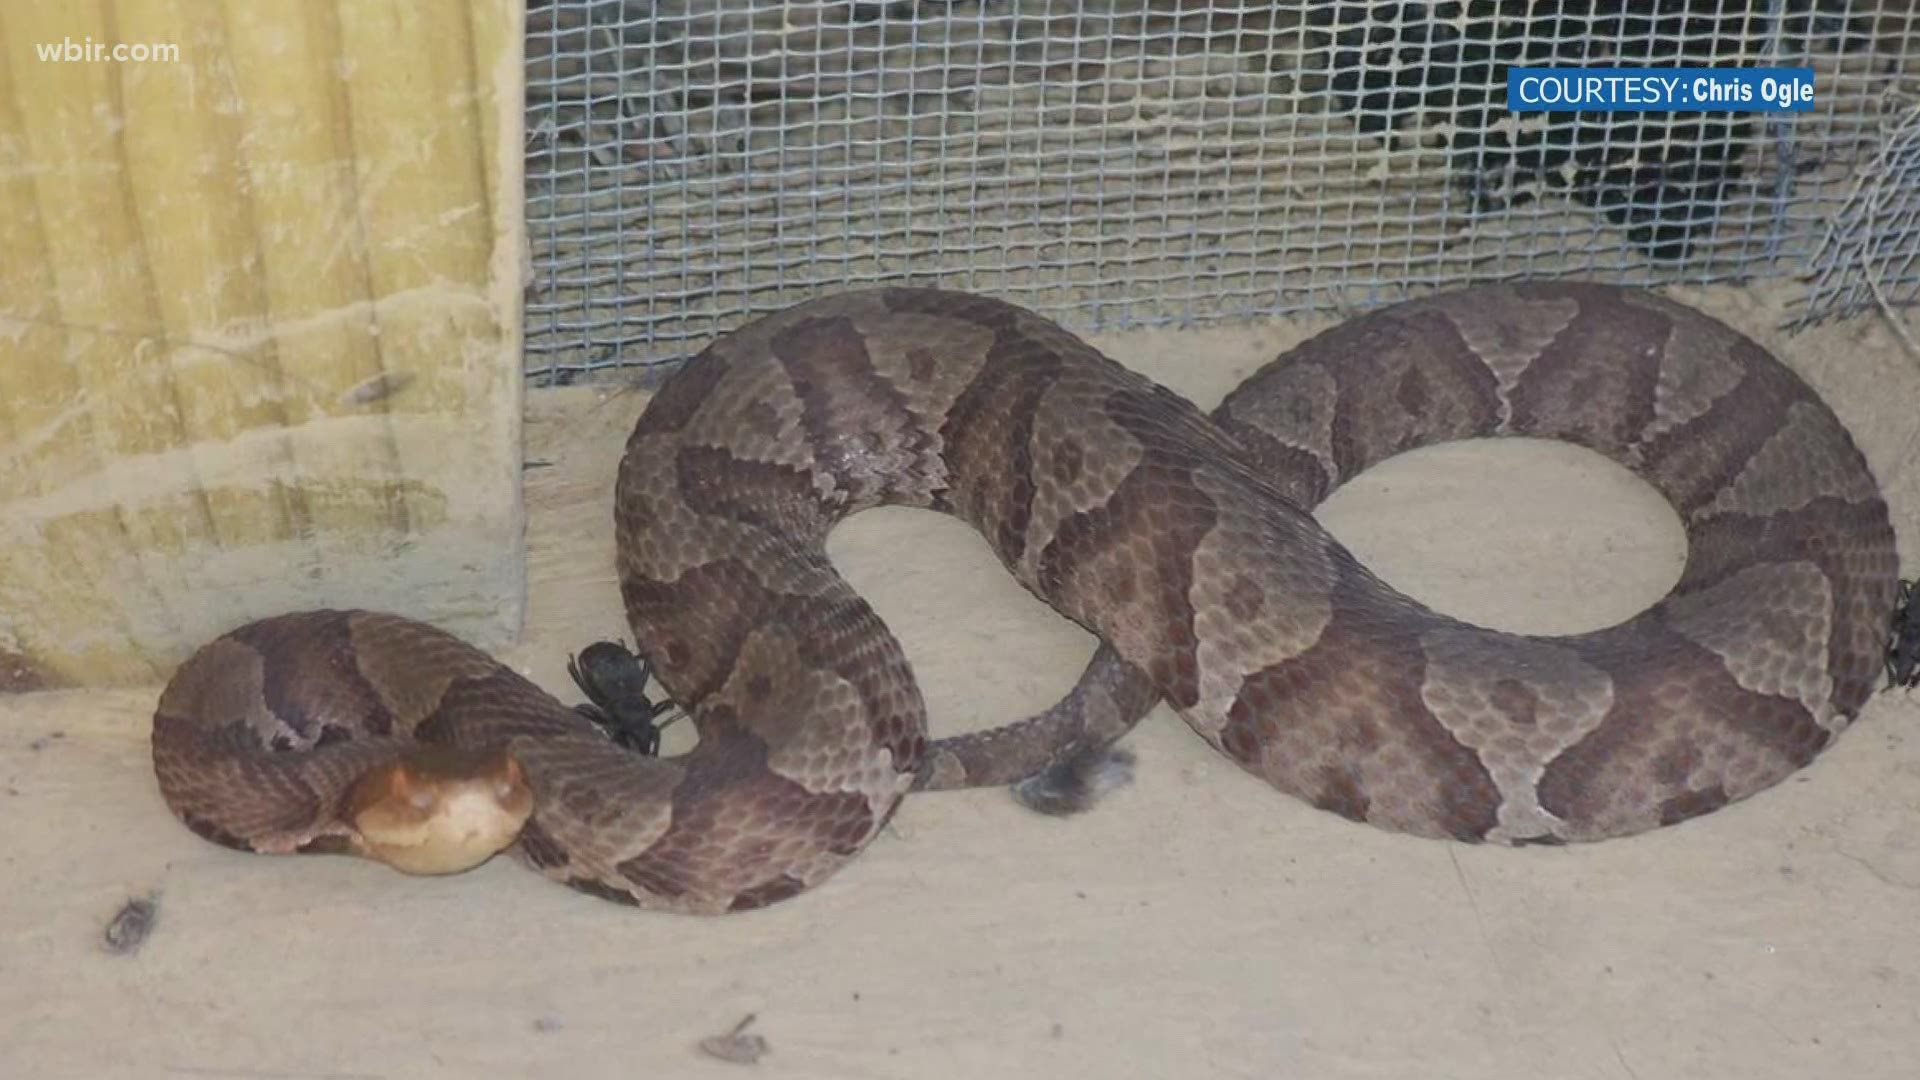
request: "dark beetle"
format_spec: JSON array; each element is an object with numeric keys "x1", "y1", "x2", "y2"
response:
[
  {"x1": 567, "y1": 640, "x2": 683, "y2": 756},
  {"x1": 1889, "y1": 579, "x2": 1920, "y2": 691}
]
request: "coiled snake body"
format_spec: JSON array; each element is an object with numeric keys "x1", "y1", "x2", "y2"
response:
[{"x1": 152, "y1": 283, "x2": 1900, "y2": 913}]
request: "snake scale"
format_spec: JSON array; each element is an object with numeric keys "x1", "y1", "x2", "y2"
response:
[{"x1": 152, "y1": 282, "x2": 1901, "y2": 914}]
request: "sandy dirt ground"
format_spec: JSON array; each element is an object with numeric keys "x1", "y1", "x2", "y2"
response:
[{"x1": 4, "y1": 283, "x2": 1918, "y2": 1080}]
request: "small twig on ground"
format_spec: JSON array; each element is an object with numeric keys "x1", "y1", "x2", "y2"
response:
[{"x1": 698, "y1": 1013, "x2": 770, "y2": 1065}]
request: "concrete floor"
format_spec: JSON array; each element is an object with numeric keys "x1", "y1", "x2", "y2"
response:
[{"x1": 5, "y1": 282, "x2": 1918, "y2": 1080}]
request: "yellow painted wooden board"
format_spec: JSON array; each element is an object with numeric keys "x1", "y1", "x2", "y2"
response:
[{"x1": 0, "y1": 0, "x2": 527, "y2": 689}]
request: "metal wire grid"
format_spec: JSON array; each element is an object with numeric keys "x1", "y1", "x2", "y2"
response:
[
  {"x1": 1797, "y1": 91, "x2": 1920, "y2": 327},
  {"x1": 523, "y1": 1, "x2": 1920, "y2": 382}
]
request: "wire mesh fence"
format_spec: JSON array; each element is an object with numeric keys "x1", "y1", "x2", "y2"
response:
[
  {"x1": 523, "y1": 0, "x2": 1920, "y2": 382},
  {"x1": 1796, "y1": 95, "x2": 1920, "y2": 329}
]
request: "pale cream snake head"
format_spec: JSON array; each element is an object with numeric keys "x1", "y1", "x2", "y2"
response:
[{"x1": 339, "y1": 745, "x2": 533, "y2": 875}]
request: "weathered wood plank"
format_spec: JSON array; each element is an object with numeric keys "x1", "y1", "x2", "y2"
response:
[{"x1": 0, "y1": 0, "x2": 526, "y2": 689}]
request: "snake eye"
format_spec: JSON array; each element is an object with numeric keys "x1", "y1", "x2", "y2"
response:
[
  {"x1": 408, "y1": 789, "x2": 436, "y2": 811},
  {"x1": 494, "y1": 780, "x2": 516, "y2": 800}
]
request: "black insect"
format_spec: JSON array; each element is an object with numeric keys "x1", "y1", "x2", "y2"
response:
[
  {"x1": 1888, "y1": 579, "x2": 1920, "y2": 691},
  {"x1": 567, "y1": 640, "x2": 684, "y2": 756}
]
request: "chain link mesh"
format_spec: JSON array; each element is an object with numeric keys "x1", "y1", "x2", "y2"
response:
[{"x1": 524, "y1": 0, "x2": 1920, "y2": 382}]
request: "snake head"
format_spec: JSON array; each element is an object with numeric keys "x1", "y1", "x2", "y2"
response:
[{"x1": 342, "y1": 745, "x2": 534, "y2": 875}]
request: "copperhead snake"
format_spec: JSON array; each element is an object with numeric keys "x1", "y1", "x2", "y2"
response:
[{"x1": 152, "y1": 282, "x2": 1901, "y2": 914}]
